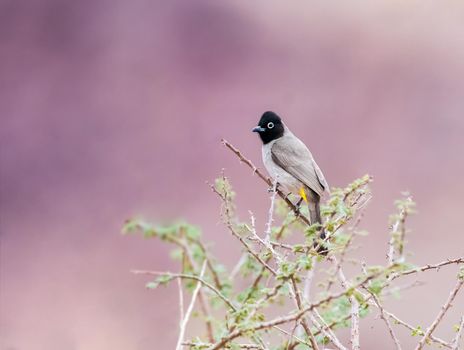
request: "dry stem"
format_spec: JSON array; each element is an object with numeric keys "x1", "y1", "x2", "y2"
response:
[
  {"x1": 452, "y1": 316, "x2": 464, "y2": 350},
  {"x1": 415, "y1": 277, "x2": 464, "y2": 350},
  {"x1": 131, "y1": 269, "x2": 236, "y2": 311},
  {"x1": 176, "y1": 261, "x2": 207, "y2": 350}
]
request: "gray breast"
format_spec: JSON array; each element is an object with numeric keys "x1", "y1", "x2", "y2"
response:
[{"x1": 262, "y1": 140, "x2": 302, "y2": 192}]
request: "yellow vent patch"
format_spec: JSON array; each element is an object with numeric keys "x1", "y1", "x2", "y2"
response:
[{"x1": 299, "y1": 187, "x2": 308, "y2": 203}]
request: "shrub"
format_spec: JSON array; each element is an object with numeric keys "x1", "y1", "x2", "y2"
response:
[{"x1": 123, "y1": 140, "x2": 464, "y2": 350}]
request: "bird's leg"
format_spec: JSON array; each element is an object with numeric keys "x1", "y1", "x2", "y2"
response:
[
  {"x1": 294, "y1": 197, "x2": 304, "y2": 217},
  {"x1": 277, "y1": 190, "x2": 304, "y2": 217},
  {"x1": 280, "y1": 192, "x2": 303, "y2": 216},
  {"x1": 282, "y1": 191, "x2": 292, "y2": 201}
]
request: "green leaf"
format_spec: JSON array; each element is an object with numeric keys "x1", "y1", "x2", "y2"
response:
[
  {"x1": 156, "y1": 274, "x2": 172, "y2": 285},
  {"x1": 365, "y1": 265, "x2": 385, "y2": 274},
  {"x1": 411, "y1": 326, "x2": 424, "y2": 337},
  {"x1": 292, "y1": 244, "x2": 305, "y2": 253},
  {"x1": 305, "y1": 223, "x2": 321, "y2": 238},
  {"x1": 170, "y1": 248, "x2": 183, "y2": 260},
  {"x1": 121, "y1": 218, "x2": 139, "y2": 234},
  {"x1": 183, "y1": 224, "x2": 202, "y2": 240},
  {"x1": 229, "y1": 344, "x2": 241, "y2": 350},
  {"x1": 368, "y1": 280, "x2": 384, "y2": 296},
  {"x1": 353, "y1": 290, "x2": 366, "y2": 304},
  {"x1": 458, "y1": 266, "x2": 464, "y2": 280},
  {"x1": 297, "y1": 255, "x2": 313, "y2": 270},
  {"x1": 146, "y1": 281, "x2": 159, "y2": 289}
]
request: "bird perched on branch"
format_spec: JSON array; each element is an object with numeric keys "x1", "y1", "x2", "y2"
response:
[{"x1": 252, "y1": 111, "x2": 329, "y2": 250}]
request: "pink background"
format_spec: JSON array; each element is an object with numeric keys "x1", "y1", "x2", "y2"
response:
[{"x1": 1, "y1": 1, "x2": 464, "y2": 349}]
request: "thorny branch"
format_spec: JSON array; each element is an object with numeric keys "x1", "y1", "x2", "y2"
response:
[
  {"x1": 209, "y1": 177, "x2": 278, "y2": 276},
  {"x1": 131, "y1": 269, "x2": 237, "y2": 311},
  {"x1": 176, "y1": 261, "x2": 207, "y2": 350},
  {"x1": 331, "y1": 256, "x2": 360, "y2": 350},
  {"x1": 365, "y1": 288, "x2": 402, "y2": 350},
  {"x1": 125, "y1": 140, "x2": 464, "y2": 350},
  {"x1": 452, "y1": 316, "x2": 464, "y2": 350},
  {"x1": 415, "y1": 276, "x2": 464, "y2": 350},
  {"x1": 388, "y1": 196, "x2": 413, "y2": 265}
]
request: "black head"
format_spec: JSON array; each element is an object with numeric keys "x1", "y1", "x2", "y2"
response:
[{"x1": 252, "y1": 111, "x2": 285, "y2": 144}]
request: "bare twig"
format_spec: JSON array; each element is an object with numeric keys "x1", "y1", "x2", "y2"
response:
[
  {"x1": 240, "y1": 214, "x2": 291, "y2": 306},
  {"x1": 390, "y1": 258, "x2": 464, "y2": 282},
  {"x1": 358, "y1": 262, "x2": 451, "y2": 348},
  {"x1": 182, "y1": 342, "x2": 263, "y2": 349},
  {"x1": 273, "y1": 326, "x2": 312, "y2": 348},
  {"x1": 415, "y1": 277, "x2": 464, "y2": 350},
  {"x1": 159, "y1": 233, "x2": 215, "y2": 341},
  {"x1": 311, "y1": 310, "x2": 348, "y2": 350},
  {"x1": 248, "y1": 211, "x2": 282, "y2": 263},
  {"x1": 361, "y1": 262, "x2": 451, "y2": 349},
  {"x1": 247, "y1": 236, "x2": 294, "y2": 251},
  {"x1": 349, "y1": 298, "x2": 360, "y2": 350},
  {"x1": 384, "y1": 310, "x2": 452, "y2": 349},
  {"x1": 132, "y1": 270, "x2": 237, "y2": 311},
  {"x1": 387, "y1": 215, "x2": 401, "y2": 265},
  {"x1": 195, "y1": 240, "x2": 223, "y2": 290},
  {"x1": 361, "y1": 263, "x2": 401, "y2": 349},
  {"x1": 387, "y1": 196, "x2": 412, "y2": 264},
  {"x1": 365, "y1": 288, "x2": 402, "y2": 350},
  {"x1": 177, "y1": 278, "x2": 184, "y2": 331},
  {"x1": 230, "y1": 253, "x2": 247, "y2": 280},
  {"x1": 285, "y1": 322, "x2": 300, "y2": 350},
  {"x1": 290, "y1": 277, "x2": 320, "y2": 350},
  {"x1": 176, "y1": 261, "x2": 207, "y2": 350},
  {"x1": 381, "y1": 280, "x2": 425, "y2": 297},
  {"x1": 303, "y1": 256, "x2": 317, "y2": 302},
  {"x1": 331, "y1": 257, "x2": 359, "y2": 350},
  {"x1": 452, "y1": 316, "x2": 464, "y2": 350},
  {"x1": 326, "y1": 234, "x2": 354, "y2": 293},
  {"x1": 265, "y1": 177, "x2": 279, "y2": 243}
]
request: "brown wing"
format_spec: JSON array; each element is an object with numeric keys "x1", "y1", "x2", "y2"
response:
[{"x1": 271, "y1": 136, "x2": 329, "y2": 196}]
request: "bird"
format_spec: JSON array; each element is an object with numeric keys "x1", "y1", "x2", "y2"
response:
[{"x1": 252, "y1": 111, "x2": 329, "y2": 250}]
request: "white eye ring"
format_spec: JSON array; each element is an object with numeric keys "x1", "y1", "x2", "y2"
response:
[{"x1": 267, "y1": 122, "x2": 274, "y2": 129}]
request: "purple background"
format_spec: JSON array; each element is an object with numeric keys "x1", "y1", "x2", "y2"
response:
[{"x1": 1, "y1": 1, "x2": 464, "y2": 349}]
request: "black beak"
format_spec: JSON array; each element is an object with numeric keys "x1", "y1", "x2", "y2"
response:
[{"x1": 252, "y1": 126, "x2": 265, "y2": 133}]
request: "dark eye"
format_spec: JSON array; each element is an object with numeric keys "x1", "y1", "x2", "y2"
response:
[{"x1": 267, "y1": 122, "x2": 274, "y2": 129}]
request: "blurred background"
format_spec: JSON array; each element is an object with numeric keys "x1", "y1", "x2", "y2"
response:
[{"x1": 1, "y1": 0, "x2": 464, "y2": 349}]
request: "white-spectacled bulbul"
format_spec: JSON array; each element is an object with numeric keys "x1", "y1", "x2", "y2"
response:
[{"x1": 253, "y1": 111, "x2": 329, "y2": 248}]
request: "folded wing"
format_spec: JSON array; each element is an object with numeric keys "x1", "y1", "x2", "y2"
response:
[{"x1": 271, "y1": 136, "x2": 329, "y2": 196}]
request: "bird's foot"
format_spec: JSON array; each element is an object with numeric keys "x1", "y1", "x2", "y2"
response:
[{"x1": 267, "y1": 182, "x2": 281, "y2": 193}]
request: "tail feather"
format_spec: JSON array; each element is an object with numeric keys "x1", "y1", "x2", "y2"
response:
[{"x1": 305, "y1": 187, "x2": 328, "y2": 255}]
